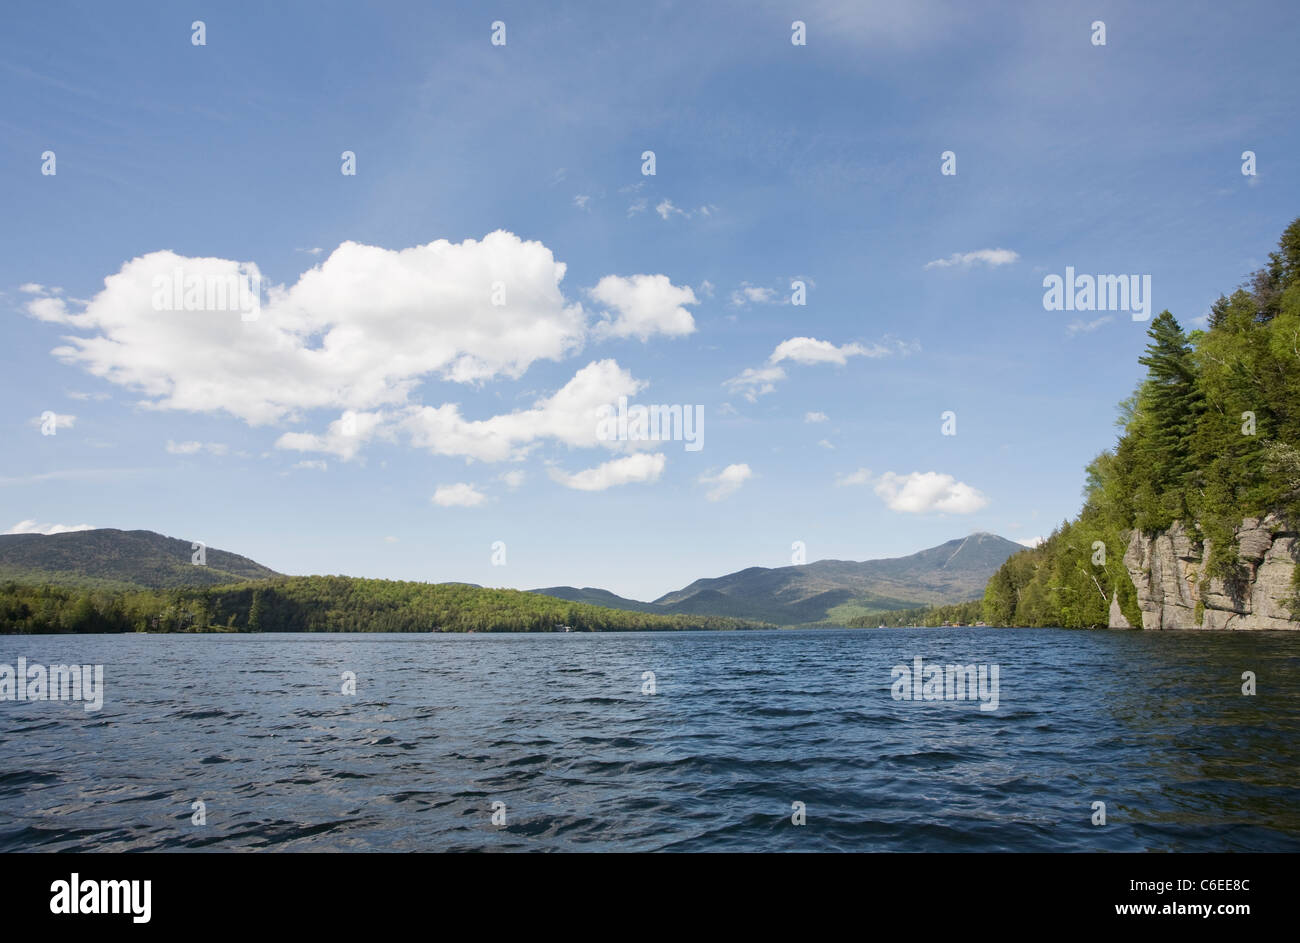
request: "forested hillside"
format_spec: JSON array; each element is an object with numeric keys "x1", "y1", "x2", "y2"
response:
[
  {"x1": 984, "y1": 218, "x2": 1300, "y2": 627},
  {"x1": 0, "y1": 529, "x2": 280, "y2": 590},
  {"x1": 0, "y1": 575, "x2": 769, "y2": 634}
]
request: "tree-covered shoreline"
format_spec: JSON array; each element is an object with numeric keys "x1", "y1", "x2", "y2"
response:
[
  {"x1": 981, "y1": 218, "x2": 1300, "y2": 628},
  {"x1": 0, "y1": 575, "x2": 771, "y2": 634}
]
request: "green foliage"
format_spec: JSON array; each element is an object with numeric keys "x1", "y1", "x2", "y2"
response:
[
  {"x1": 0, "y1": 528, "x2": 280, "y2": 590},
  {"x1": 0, "y1": 576, "x2": 771, "y2": 634},
  {"x1": 845, "y1": 599, "x2": 984, "y2": 627},
  {"x1": 981, "y1": 218, "x2": 1300, "y2": 626}
]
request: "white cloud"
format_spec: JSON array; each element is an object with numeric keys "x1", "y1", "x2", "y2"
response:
[
  {"x1": 1016, "y1": 536, "x2": 1045, "y2": 548},
  {"x1": 499, "y1": 470, "x2": 526, "y2": 490},
  {"x1": 402, "y1": 359, "x2": 643, "y2": 463},
  {"x1": 573, "y1": 194, "x2": 591, "y2": 210},
  {"x1": 656, "y1": 199, "x2": 684, "y2": 220},
  {"x1": 432, "y1": 483, "x2": 487, "y2": 507},
  {"x1": 589, "y1": 274, "x2": 697, "y2": 340},
  {"x1": 723, "y1": 365, "x2": 786, "y2": 402},
  {"x1": 27, "y1": 234, "x2": 704, "y2": 469},
  {"x1": 66, "y1": 391, "x2": 110, "y2": 401},
  {"x1": 293, "y1": 460, "x2": 328, "y2": 471},
  {"x1": 817, "y1": 439, "x2": 834, "y2": 450},
  {"x1": 804, "y1": 411, "x2": 829, "y2": 423},
  {"x1": 26, "y1": 232, "x2": 589, "y2": 425},
  {"x1": 276, "y1": 410, "x2": 388, "y2": 461},
  {"x1": 731, "y1": 285, "x2": 776, "y2": 306},
  {"x1": 699, "y1": 463, "x2": 752, "y2": 501},
  {"x1": 627, "y1": 198, "x2": 648, "y2": 216},
  {"x1": 725, "y1": 336, "x2": 916, "y2": 400},
  {"x1": 165, "y1": 440, "x2": 227, "y2": 456},
  {"x1": 549, "y1": 453, "x2": 666, "y2": 491},
  {"x1": 924, "y1": 248, "x2": 1019, "y2": 270},
  {"x1": 873, "y1": 471, "x2": 988, "y2": 514},
  {"x1": 697, "y1": 280, "x2": 716, "y2": 298},
  {"x1": 4, "y1": 520, "x2": 95, "y2": 535},
  {"x1": 771, "y1": 336, "x2": 908, "y2": 365},
  {"x1": 1066, "y1": 315, "x2": 1113, "y2": 335},
  {"x1": 384, "y1": 535, "x2": 399, "y2": 543},
  {"x1": 836, "y1": 467, "x2": 872, "y2": 486}
]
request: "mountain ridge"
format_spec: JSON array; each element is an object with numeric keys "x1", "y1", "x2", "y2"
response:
[{"x1": 531, "y1": 532, "x2": 1026, "y2": 625}]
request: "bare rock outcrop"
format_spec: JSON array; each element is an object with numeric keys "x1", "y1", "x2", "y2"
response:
[{"x1": 1115, "y1": 515, "x2": 1298, "y2": 630}]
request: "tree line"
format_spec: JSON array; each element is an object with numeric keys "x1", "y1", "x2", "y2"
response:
[
  {"x1": 0, "y1": 575, "x2": 770, "y2": 634},
  {"x1": 982, "y1": 217, "x2": 1300, "y2": 627}
]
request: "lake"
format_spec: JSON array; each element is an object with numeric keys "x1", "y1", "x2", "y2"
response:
[{"x1": 1, "y1": 627, "x2": 1297, "y2": 852}]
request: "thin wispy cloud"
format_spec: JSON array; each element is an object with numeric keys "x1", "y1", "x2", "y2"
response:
[{"x1": 924, "y1": 248, "x2": 1019, "y2": 270}]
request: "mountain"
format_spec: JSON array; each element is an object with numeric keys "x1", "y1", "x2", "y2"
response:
[
  {"x1": 531, "y1": 533, "x2": 1027, "y2": 625},
  {"x1": 0, "y1": 528, "x2": 281, "y2": 591},
  {"x1": 529, "y1": 586, "x2": 665, "y2": 613}
]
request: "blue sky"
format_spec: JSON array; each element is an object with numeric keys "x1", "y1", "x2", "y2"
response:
[{"x1": 2, "y1": 1, "x2": 1297, "y2": 600}]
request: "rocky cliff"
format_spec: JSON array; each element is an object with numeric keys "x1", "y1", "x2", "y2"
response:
[{"x1": 1112, "y1": 515, "x2": 1299, "y2": 630}]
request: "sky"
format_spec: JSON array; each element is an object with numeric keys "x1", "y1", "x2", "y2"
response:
[{"x1": 1, "y1": 1, "x2": 1297, "y2": 600}]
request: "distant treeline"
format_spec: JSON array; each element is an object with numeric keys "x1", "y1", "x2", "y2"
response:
[
  {"x1": 981, "y1": 217, "x2": 1300, "y2": 628},
  {"x1": 0, "y1": 576, "x2": 769, "y2": 634},
  {"x1": 844, "y1": 600, "x2": 984, "y2": 628}
]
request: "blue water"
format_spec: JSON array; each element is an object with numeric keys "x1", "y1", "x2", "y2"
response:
[{"x1": 1, "y1": 628, "x2": 1298, "y2": 852}]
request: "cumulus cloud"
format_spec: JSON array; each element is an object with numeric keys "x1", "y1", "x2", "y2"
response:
[
  {"x1": 499, "y1": 469, "x2": 526, "y2": 490},
  {"x1": 276, "y1": 410, "x2": 388, "y2": 461},
  {"x1": 804, "y1": 411, "x2": 829, "y2": 423},
  {"x1": 25, "y1": 233, "x2": 700, "y2": 474},
  {"x1": 699, "y1": 463, "x2": 752, "y2": 501},
  {"x1": 589, "y1": 274, "x2": 697, "y2": 340},
  {"x1": 26, "y1": 232, "x2": 589, "y2": 426},
  {"x1": 401, "y1": 359, "x2": 642, "y2": 463},
  {"x1": 725, "y1": 336, "x2": 916, "y2": 400},
  {"x1": 1017, "y1": 536, "x2": 1045, "y2": 548},
  {"x1": 432, "y1": 483, "x2": 487, "y2": 507},
  {"x1": 4, "y1": 520, "x2": 95, "y2": 535},
  {"x1": 873, "y1": 471, "x2": 988, "y2": 514},
  {"x1": 549, "y1": 452, "x2": 665, "y2": 491},
  {"x1": 924, "y1": 248, "x2": 1019, "y2": 270}
]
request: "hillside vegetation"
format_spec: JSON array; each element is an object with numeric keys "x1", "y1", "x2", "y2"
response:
[
  {"x1": 983, "y1": 218, "x2": 1300, "y2": 627},
  {"x1": 0, "y1": 575, "x2": 770, "y2": 634},
  {"x1": 0, "y1": 529, "x2": 280, "y2": 590}
]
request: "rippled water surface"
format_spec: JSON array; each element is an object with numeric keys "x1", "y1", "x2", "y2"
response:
[{"x1": 2, "y1": 628, "x2": 1298, "y2": 852}]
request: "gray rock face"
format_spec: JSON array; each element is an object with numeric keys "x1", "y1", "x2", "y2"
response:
[
  {"x1": 1108, "y1": 591, "x2": 1133, "y2": 629},
  {"x1": 1114, "y1": 516, "x2": 1299, "y2": 630}
]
